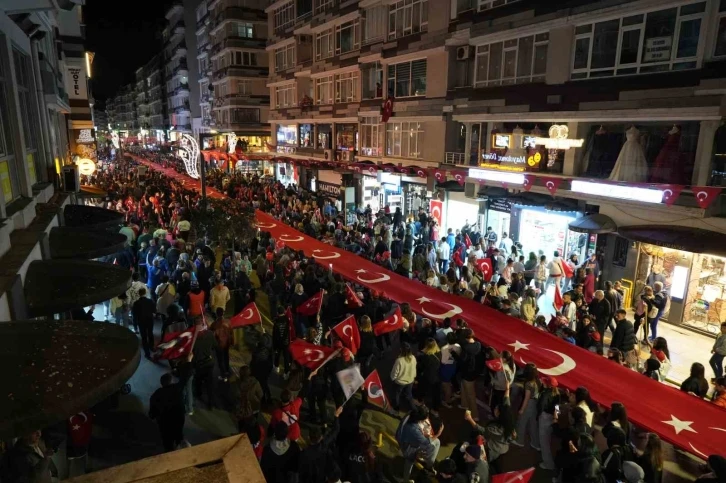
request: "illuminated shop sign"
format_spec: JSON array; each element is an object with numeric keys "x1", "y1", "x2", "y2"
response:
[
  {"x1": 468, "y1": 168, "x2": 524, "y2": 185},
  {"x1": 570, "y1": 180, "x2": 663, "y2": 204},
  {"x1": 481, "y1": 153, "x2": 526, "y2": 166},
  {"x1": 317, "y1": 181, "x2": 342, "y2": 196}
]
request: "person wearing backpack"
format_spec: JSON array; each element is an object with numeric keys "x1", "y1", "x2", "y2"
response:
[
  {"x1": 456, "y1": 328, "x2": 482, "y2": 421},
  {"x1": 602, "y1": 427, "x2": 634, "y2": 483}
]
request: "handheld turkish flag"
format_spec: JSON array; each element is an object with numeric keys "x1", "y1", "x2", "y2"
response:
[
  {"x1": 230, "y1": 302, "x2": 262, "y2": 328},
  {"x1": 345, "y1": 283, "x2": 364, "y2": 308},
  {"x1": 561, "y1": 260, "x2": 574, "y2": 278},
  {"x1": 332, "y1": 315, "x2": 361, "y2": 354},
  {"x1": 286, "y1": 307, "x2": 296, "y2": 342},
  {"x1": 364, "y1": 370, "x2": 389, "y2": 410},
  {"x1": 554, "y1": 283, "x2": 564, "y2": 312},
  {"x1": 464, "y1": 234, "x2": 472, "y2": 248},
  {"x1": 486, "y1": 359, "x2": 503, "y2": 372},
  {"x1": 157, "y1": 325, "x2": 196, "y2": 360},
  {"x1": 475, "y1": 258, "x2": 493, "y2": 282},
  {"x1": 289, "y1": 339, "x2": 335, "y2": 370},
  {"x1": 491, "y1": 467, "x2": 534, "y2": 483},
  {"x1": 297, "y1": 289, "x2": 324, "y2": 315},
  {"x1": 373, "y1": 307, "x2": 403, "y2": 336},
  {"x1": 68, "y1": 412, "x2": 93, "y2": 449}
]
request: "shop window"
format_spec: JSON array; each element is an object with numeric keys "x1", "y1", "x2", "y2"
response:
[
  {"x1": 713, "y1": 0, "x2": 726, "y2": 57},
  {"x1": 475, "y1": 33, "x2": 548, "y2": 87},
  {"x1": 572, "y1": 3, "x2": 704, "y2": 79},
  {"x1": 276, "y1": 124, "x2": 298, "y2": 145},
  {"x1": 386, "y1": 121, "x2": 423, "y2": 158},
  {"x1": 336, "y1": 123, "x2": 357, "y2": 151},
  {"x1": 336, "y1": 19, "x2": 360, "y2": 55},
  {"x1": 275, "y1": 44, "x2": 296, "y2": 72},
  {"x1": 275, "y1": 83, "x2": 295, "y2": 108},
  {"x1": 13, "y1": 49, "x2": 40, "y2": 185},
  {"x1": 387, "y1": 59, "x2": 426, "y2": 98},
  {"x1": 388, "y1": 0, "x2": 428, "y2": 41},
  {"x1": 299, "y1": 124, "x2": 313, "y2": 147},
  {"x1": 315, "y1": 29, "x2": 334, "y2": 61},
  {"x1": 317, "y1": 124, "x2": 332, "y2": 149},
  {"x1": 361, "y1": 62, "x2": 383, "y2": 99},
  {"x1": 335, "y1": 72, "x2": 359, "y2": 103},
  {"x1": 314, "y1": 75, "x2": 334, "y2": 104},
  {"x1": 360, "y1": 116, "x2": 383, "y2": 156}
]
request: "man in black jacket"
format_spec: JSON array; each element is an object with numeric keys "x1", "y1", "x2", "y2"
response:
[
  {"x1": 611, "y1": 309, "x2": 638, "y2": 368},
  {"x1": 588, "y1": 290, "x2": 612, "y2": 341},
  {"x1": 149, "y1": 371, "x2": 191, "y2": 451},
  {"x1": 132, "y1": 288, "x2": 157, "y2": 358},
  {"x1": 272, "y1": 305, "x2": 291, "y2": 376},
  {"x1": 298, "y1": 410, "x2": 341, "y2": 483},
  {"x1": 191, "y1": 316, "x2": 217, "y2": 409}
]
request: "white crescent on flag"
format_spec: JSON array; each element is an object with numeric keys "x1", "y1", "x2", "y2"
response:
[
  {"x1": 416, "y1": 296, "x2": 462, "y2": 319},
  {"x1": 355, "y1": 269, "x2": 391, "y2": 284}
]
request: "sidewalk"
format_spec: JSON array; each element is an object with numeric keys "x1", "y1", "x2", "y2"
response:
[{"x1": 536, "y1": 285, "x2": 717, "y2": 387}]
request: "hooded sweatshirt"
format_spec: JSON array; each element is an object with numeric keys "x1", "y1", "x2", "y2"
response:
[{"x1": 260, "y1": 438, "x2": 301, "y2": 483}]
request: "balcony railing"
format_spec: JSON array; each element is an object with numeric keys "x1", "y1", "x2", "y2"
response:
[
  {"x1": 173, "y1": 63, "x2": 188, "y2": 75},
  {"x1": 211, "y1": 37, "x2": 266, "y2": 56},
  {"x1": 445, "y1": 152, "x2": 467, "y2": 165}
]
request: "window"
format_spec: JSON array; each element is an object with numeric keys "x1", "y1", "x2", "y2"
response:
[
  {"x1": 231, "y1": 51, "x2": 257, "y2": 66},
  {"x1": 363, "y1": 5, "x2": 387, "y2": 44},
  {"x1": 314, "y1": 0, "x2": 335, "y2": 15},
  {"x1": 199, "y1": 57, "x2": 208, "y2": 75},
  {"x1": 362, "y1": 62, "x2": 383, "y2": 99},
  {"x1": 386, "y1": 59, "x2": 426, "y2": 97},
  {"x1": 237, "y1": 80, "x2": 251, "y2": 95},
  {"x1": 335, "y1": 71, "x2": 359, "y2": 102},
  {"x1": 717, "y1": 0, "x2": 726, "y2": 57},
  {"x1": 0, "y1": 56, "x2": 18, "y2": 203},
  {"x1": 475, "y1": 33, "x2": 548, "y2": 86},
  {"x1": 275, "y1": 83, "x2": 296, "y2": 108},
  {"x1": 231, "y1": 108, "x2": 260, "y2": 123},
  {"x1": 386, "y1": 121, "x2": 424, "y2": 158},
  {"x1": 360, "y1": 116, "x2": 383, "y2": 156},
  {"x1": 275, "y1": 44, "x2": 296, "y2": 71},
  {"x1": 572, "y1": 3, "x2": 705, "y2": 79},
  {"x1": 13, "y1": 49, "x2": 40, "y2": 185},
  {"x1": 315, "y1": 75, "x2": 334, "y2": 104},
  {"x1": 217, "y1": 82, "x2": 228, "y2": 98},
  {"x1": 274, "y1": 1, "x2": 295, "y2": 31},
  {"x1": 336, "y1": 20, "x2": 360, "y2": 54},
  {"x1": 477, "y1": 0, "x2": 520, "y2": 11},
  {"x1": 388, "y1": 0, "x2": 428, "y2": 40},
  {"x1": 235, "y1": 22, "x2": 254, "y2": 38},
  {"x1": 315, "y1": 29, "x2": 334, "y2": 60}
]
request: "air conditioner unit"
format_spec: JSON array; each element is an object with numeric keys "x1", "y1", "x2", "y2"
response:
[
  {"x1": 324, "y1": 149, "x2": 334, "y2": 160},
  {"x1": 464, "y1": 181, "x2": 477, "y2": 199},
  {"x1": 341, "y1": 150, "x2": 355, "y2": 162},
  {"x1": 456, "y1": 46, "x2": 471, "y2": 61},
  {"x1": 62, "y1": 165, "x2": 80, "y2": 193}
]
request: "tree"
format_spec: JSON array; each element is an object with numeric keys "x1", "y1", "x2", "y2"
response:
[{"x1": 191, "y1": 197, "x2": 255, "y2": 249}]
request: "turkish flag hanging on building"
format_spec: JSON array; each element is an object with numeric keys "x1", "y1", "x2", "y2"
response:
[
  {"x1": 415, "y1": 167, "x2": 428, "y2": 178},
  {"x1": 523, "y1": 174, "x2": 534, "y2": 192},
  {"x1": 363, "y1": 370, "x2": 389, "y2": 410},
  {"x1": 331, "y1": 315, "x2": 361, "y2": 354},
  {"x1": 345, "y1": 283, "x2": 364, "y2": 308},
  {"x1": 452, "y1": 170, "x2": 467, "y2": 186},
  {"x1": 373, "y1": 307, "x2": 403, "y2": 336},
  {"x1": 296, "y1": 289, "x2": 324, "y2": 315},
  {"x1": 230, "y1": 302, "x2": 261, "y2": 328},
  {"x1": 429, "y1": 199, "x2": 443, "y2": 229},
  {"x1": 381, "y1": 96, "x2": 394, "y2": 122},
  {"x1": 475, "y1": 258, "x2": 493, "y2": 282},
  {"x1": 491, "y1": 467, "x2": 535, "y2": 483},
  {"x1": 661, "y1": 184, "x2": 685, "y2": 206},
  {"x1": 289, "y1": 339, "x2": 335, "y2": 370},
  {"x1": 541, "y1": 177, "x2": 562, "y2": 195},
  {"x1": 692, "y1": 186, "x2": 722, "y2": 210},
  {"x1": 432, "y1": 169, "x2": 446, "y2": 183}
]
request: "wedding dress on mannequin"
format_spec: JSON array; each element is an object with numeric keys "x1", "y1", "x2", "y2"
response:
[{"x1": 608, "y1": 126, "x2": 649, "y2": 183}]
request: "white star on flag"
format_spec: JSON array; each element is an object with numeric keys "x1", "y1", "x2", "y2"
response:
[
  {"x1": 355, "y1": 269, "x2": 367, "y2": 273},
  {"x1": 72, "y1": 425, "x2": 80, "y2": 431},
  {"x1": 303, "y1": 349, "x2": 312, "y2": 355},
  {"x1": 416, "y1": 297, "x2": 431, "y2": 303},
  {"x1": 662, "y1": 415, "x2": 697, "y2": 435},
  {"x1": 509, "y1": 340, "x2": 530, "y2": 352}
]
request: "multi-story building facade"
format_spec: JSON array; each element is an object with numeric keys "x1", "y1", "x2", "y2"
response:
[
  {"x1": 164, "y1": 4, "x2": 192, "y2": 137},
  {"x1": 266, "y1": 0, "x2": 726, "y2": 336}
]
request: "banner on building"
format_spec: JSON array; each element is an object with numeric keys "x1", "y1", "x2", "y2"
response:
[
  {"x1": 70, "y1": 129, "x2": 97, "y2": 163},
  {"x1": 65, "y1": 65, "x2": 88, "y2": 100}
]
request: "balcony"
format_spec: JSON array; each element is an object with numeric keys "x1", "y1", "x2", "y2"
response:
[
  {"x1": 172, "y1": 42, "x2": 187, "y2": 59},
  {"x1": 174, "y1": 102, "x2": 191, "y2": 114},
  {"x1": 211, "y1": 37, "x2": 267, "y2": 56},
  {"x1": 173, "y1": 63, "x2": 188, "y2": 75},
  {"x1": 214, "y1": 93, "x2": 270, "y2": 108},
  {"x1": 174, "y1": 84, "x2": 190, "y2": 95},
  {"x1": 196, "y1": 12, "x2": 209, "y2": 30},
  {"x1": 445, "y1": 152, "x2": 467, "y2": 165},
  {"x1": 210, "y1": 7, "x2": 267, "y2": 33},
  {"x1": 213, "y1": 66, "x2": 268, "y2": 81}
]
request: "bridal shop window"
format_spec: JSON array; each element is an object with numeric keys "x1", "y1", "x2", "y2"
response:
[
  {"x1": 578, "y1": 122, "x2": 699, "y2": 183},
  {"x1": 571, "y1": 2, "x2": 705, "y2": 79}
]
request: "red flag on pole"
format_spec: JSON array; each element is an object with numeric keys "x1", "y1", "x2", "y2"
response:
[
  {"x1": 297, "y1": 289, "x2": 324, "y2": 315},
  {"x1": 345, "y1": 283, "x2": 364, "y2": 308},
  {"x1": 491, "y1": 467, "x2": 535, "y2": 483},
  {"x1": 561, "y1": 260, "x2": 574, "y2": 279},
  {"x1": 475, "y1": 258, "x2": 493, "y2": 282},
  {"x1": 286, "y1": 307, "x2": 296, "y2": 342},
  {"x1": 554, "y1": 283, "x2": 564, "y2": 312},
  {"x1": 229, "y1": 302, "x2": 262, "y2": 328},
  {"x1": 464, "y1": 234, "x2": 472, "y2": 248},
  {"x1": 373, "y1": 307, "x2": 403, "y2": 336},
  {"x1": 331, "y1": 315, "x2": 360, "y2": 354},
  {"x1": 363, "y1": 370, "x2": 389, "y2": 410},
  {"x1": 289, "y1": 339, "x2": 335, "y2": 370}
]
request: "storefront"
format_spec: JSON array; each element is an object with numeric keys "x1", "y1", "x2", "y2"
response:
[
  {"x1": 618, "y1": 225, "x2": 726, "y2": 336},
  {"x1": 485, "y1": 199, "x2": 512, "y2": 240},
  {"x1": 275, "y1": 161, "x2": 298, "y2": 186},
  {"x1": 276, "y1": 124, "x2": 297, "y2": 149},
  {"x1": 516, "y1": 207, "x2": 583, "y2": 260},
  {"x1": 402, "y1": 178, "x2": 428, "y2": 216},
  {"x1": 445, "y1": 191, "x2": 480, "y2": 235},
  {"x1": 360, "y1": 173, "x2": 403, "y2": 214}
]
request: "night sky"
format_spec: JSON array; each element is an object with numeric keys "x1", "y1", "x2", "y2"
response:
[{"x1": 84, "y1": 0, "x2": 176, "y2": 107}]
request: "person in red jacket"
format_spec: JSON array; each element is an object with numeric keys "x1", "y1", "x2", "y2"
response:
[{"x1": 269, "y1": 389, "x2": 303, "y2": 442}]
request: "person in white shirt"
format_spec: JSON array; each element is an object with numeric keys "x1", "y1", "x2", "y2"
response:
[
  {"x1": 499, "y1": 232, "x2": 513, "y2": 255},
  {"x1": 437, "y1": 237, "x2": 450, "y2": 273},
  {"x1": 513, "y1": 255, "x2": 526, "y2": 274},
  {"x1": 545, "y1": 251, "x2": 564, "y2": 293},
  {"x1": 560, "y1": 292, "x2": 577, "y2": 330},
  {"x1": 472, "y1": 243, "x2": 485, "y2": 260}
]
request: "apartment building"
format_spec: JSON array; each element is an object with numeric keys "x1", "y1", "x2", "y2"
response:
[{"x1": 163, "y1": 4, "x2": 192, "y2": 136}]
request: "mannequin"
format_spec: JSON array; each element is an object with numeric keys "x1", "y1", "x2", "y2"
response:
[
  {"x1": 608, "y1": 126, "x2": 649, "y2": 183},
  {"x1": 650, "y1": 125, "x2": 681, "y2": 184}
]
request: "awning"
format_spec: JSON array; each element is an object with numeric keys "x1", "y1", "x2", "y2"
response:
[
  {"x1": 49, "y1": 227, "x2": 129, "y2": 260},
  {"x1": 63, "y1": 204, "x2": 124, "y2": 230},
  {"x1": 507, "y1": 192, "x2": 580, "y2": 212},
  {"x1": 569, "y1": 213, "x2": 617, "y2": 234},
  {"x1": 78, "y1": 185, "x2": 108, "y2": 199},
  {"x1": 0, "y1": 320, "x2": 139, "y2": 438},
  {"x1": 24, "y1": 260, "x2": 132, "y2": 317},
  {"x1": 618, "y1": 225, "x2": 726, "y2": 257}
]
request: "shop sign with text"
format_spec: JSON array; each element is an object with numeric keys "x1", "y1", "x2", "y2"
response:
[
  {"x1": 481, "y1": 152, "x2": 527, "y2": 168},
  {"x1": 317, "y1": 181, "x2": 342, "y2": 196}
]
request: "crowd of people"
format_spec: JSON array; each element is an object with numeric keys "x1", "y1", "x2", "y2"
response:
[{"x1": 5, "y1": 148, "x2": 725, "y2": 483}]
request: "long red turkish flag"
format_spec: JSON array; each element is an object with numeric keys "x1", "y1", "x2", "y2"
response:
[
  {"x1": 135, "y1": 155, "x2": 726, "y2": 459},
  {"x1": 331, "y1": 315, "x2": 361, "y2": 354},
  {"x1": 254, "y1": 209, "x2": 726, "y2": 459},
  {"x1": 373, "y1": 307, "x2": 403, "y2": 336},
  {"x1": 229, "y1": 302, "x2": 261, "y2": 328}
]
